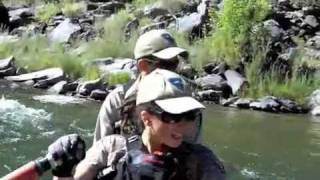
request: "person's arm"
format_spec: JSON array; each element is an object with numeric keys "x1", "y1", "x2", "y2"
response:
[
  {"x1": 71, "y1": 135, "x2": 127, "y2": 180},
  {"x1": 94, "y1": 87, "x2": 124, "y2": 143}
]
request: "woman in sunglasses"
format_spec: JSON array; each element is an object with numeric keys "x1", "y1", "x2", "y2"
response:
[{"x1": 55, "y1": 69, "x2": 225, "y2": 180}]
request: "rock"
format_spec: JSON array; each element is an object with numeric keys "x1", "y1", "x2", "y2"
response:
[
  {"x1": 278, "y1": 98, "x2": 307, "y2": 113},
  {"x1": 5, "y1": 67, "x2": 65, "y2": 82},
  {"x1": 48, "y1": 18, "x2": 81, "y2": 43},
  {"x1": 223, "y1": 70, "x2": 246, "y2": 95},
  {"x1": 9, "y1": 7, "x2": 34, "y2": 30},
  {"x1": 220, "y1": 96, "x2": 239, "y2": 107},
  {"x1": 48, "y1": 81, "x2": 68, "y2": 94},
  {"x1": 176, "y1": 12, "x2": 202, "y2": 33},
  {"x1": 304, "y1": 15, "x2": 319, "y2": 28},
  {"x1": 234, "y1": 98, "x2": 253, "y2": 109},
  {"x1": 90, "y1": 89, "x2": 108, "y2": 101},
  {"x1": 98, "y1": 2, "x2": 125, "y2": 14},
  {"x1": 196, "y1": 89, "x2": 222, "y2": 103},
  {"x1": 144, "y1": 4, "x2": 169, "y2": 19},
  {"x1": 9, "y1": 7, "x2": 33, "y2": 18},
  {"x1": 250, "y1": 96, "x2": 281, "y2": 112},
  {"x1": 0, "y1": 3, "x2": 10, "y2": 29},
  {"x1": 0, "y1": 66, "x2": 16, "y2": 77},
  {"x1": 0, "y1": 56, "x2": 14, "y2": 70},
  {"x1": 124, "y1": 18, "x2": 139, "y2": 40},
  {"x1": 77, "y1": 79, "x2": 106, "y2": 96},
  {"x1": 309, "y1": 89, "x2": 320, "y2": 108},
  {"x1": 263, "y1": 19, "x2": 284, "y2": 41},
  {"x1": 306, "y1": 35, "x2": 320, "y2": 49},
  {"x1": 311, "y1": 106, "x2": 320, "y2": 116},
  {"x1": 94, "y1": 57, "x2": 137, "y2": 77},
  {"x1": 203, "y1": 62, "x2": 228, "y2": 75},
  {"x1": 195, "y1": 74, "x2": 225, "y2": 89},
  {"x1": 21, "y1": 80, "x2": 35, "y2": 86}
]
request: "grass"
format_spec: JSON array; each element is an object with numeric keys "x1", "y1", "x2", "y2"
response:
[
  {"x1": 83, "y1": 10, "x2": 138, "y2": 60},
  {"x1": 62, "y1": 0, "x2": 86, "y2": 18},
  {"x1": 35, "y1": 2, "x2": 60, "y2": 23}
]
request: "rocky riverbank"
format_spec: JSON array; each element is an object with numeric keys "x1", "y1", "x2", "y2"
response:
[{"x1": 1, "y1": 0, "x2": 320, "y2": 114}]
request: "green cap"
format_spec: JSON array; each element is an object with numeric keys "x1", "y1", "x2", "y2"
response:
[
  {"x1": 134, "y1": 29, "x2": 187, "y2": 60},
  {"x1": 136, "y1": 69, "x2": 205, "y2": 114}
]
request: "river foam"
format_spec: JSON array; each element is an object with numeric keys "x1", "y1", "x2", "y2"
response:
[
  {"x1": 33, "y1": 94, "x2": 87, "y2": 104},
  {"x1": 0, "y1": 95, "x2": 52, "y2": 143}
]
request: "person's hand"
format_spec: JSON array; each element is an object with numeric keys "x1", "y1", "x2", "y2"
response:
[{"x1": 47, "y1": 134, "x2": 86, "y2": 177}]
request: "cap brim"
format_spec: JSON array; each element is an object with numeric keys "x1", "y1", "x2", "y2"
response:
[
  {"x1": 155, "y1": 96, "x2": 205, "y2": 114},
  {"x1": 152, "y1": 47, "x2": 187, "y2": 60}
]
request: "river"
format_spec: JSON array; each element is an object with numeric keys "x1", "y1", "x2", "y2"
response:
[{"x1": 1, "y1": 87, "x2": 320, "y2": 179}]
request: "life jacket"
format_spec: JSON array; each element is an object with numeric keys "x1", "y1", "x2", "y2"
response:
[{"x1": 96, "y1": 135, "x2": 191, "y2": 180}]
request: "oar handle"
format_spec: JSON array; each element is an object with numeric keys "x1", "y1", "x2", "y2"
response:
[{"x1": 1, "y1": 158, "x2": 51, "y2": 180}]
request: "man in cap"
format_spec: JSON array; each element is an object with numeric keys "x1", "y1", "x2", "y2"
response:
[{"x1": 93, "y1": 29, "x2": 200, "y2": 143}]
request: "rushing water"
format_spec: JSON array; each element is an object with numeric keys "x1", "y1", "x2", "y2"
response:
[{"x1": 1, "y1": 86, "x2": 320, "y2": 179}]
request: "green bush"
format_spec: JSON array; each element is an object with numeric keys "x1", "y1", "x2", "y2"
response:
[
  {"x1": 107, "y1": 72, "x2": 131, "y2": 86},
  {"x1": 208, "y1": 0, "x2": 270, "y2": 66},
  {"x1": 84, "y1": 10, "x2": 138, "y2": 60},
  {"x1": 62, "y1": 0, "x2": 86, "y2": 18},
  {"x1": 35, "y1": 3, "x2": 60, "y2": 23}
]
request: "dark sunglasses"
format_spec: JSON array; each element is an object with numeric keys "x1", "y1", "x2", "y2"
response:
[
  {"x1": 143, "y1": 56, "x2": 179, "y2": 71},
  {"x1": 147, "y1": 103, "x2": 202, "y2": 123},
  {"x1": 160, "y1": 110, "x2": 202, "y2": 124}
]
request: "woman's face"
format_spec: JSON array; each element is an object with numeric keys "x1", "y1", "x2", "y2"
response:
[{"x1": 146, "y1": 111, "x2": 197, "y2": 148}]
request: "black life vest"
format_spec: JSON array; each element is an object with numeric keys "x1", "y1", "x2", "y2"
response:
[{"x1": 96, "y1": 136, "x2": 188, "y2": 180}]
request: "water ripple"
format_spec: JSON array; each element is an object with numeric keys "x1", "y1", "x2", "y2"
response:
[{"x1": 0, "y1": 96, "x2": 52, "y2": 144}]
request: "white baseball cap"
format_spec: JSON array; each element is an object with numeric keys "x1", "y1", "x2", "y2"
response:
[
  {"x1": 136, "y1": 69, "x2": 205, "y2": 114},
  {"x1": 134, "y1": 29, "x2": 187, "y2": 60}
]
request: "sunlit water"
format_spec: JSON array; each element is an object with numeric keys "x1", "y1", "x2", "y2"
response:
[{"x1": 1, "y1": 85, "x2": 320, "y2": 179}]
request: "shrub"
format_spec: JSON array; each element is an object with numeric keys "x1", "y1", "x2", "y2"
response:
[
  {"x1": 107, "y1": 72, "x2": 131, "y2": 86},
  {"x1": 62, "y1": 0, "x2": 86, "y2": 18},
  {"x1": 83, "y1": 10, "x2": 138, "y2": 60},
  {"x1": 35, "y1": 3, "x2": 60, "y2": 23},
  {"x1": 208, "y1": 0, "x2": 270, "y2": 66}
]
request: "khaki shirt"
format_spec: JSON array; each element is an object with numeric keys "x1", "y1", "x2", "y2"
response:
[{"x1": 77, "y1": 135, "x2": 225, "y2": 180}]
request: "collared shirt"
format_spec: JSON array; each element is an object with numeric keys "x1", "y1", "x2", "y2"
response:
[{"x1": 93, "y1": 77, "x2": 141, "y2": 143}]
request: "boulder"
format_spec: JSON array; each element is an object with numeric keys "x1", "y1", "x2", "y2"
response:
[
  {"x1": 77, "y1": 79, "x2": 106, "y2": 96},
  {"x1": 9, "y1": 7, "x2": 34, "y2": 30},
  {"x1": 196, "y1": 89, "x2": 222, "y2": 103},
  {"x1": 234, "y1": 98, "x2": 253, "y2": 109},
  {"x1": 176, "y1": 13, "x2": 202, "y2": 33},
  {"x1": 309, "y1": 89, "x2": 320, "y2": 108},
  {"x1": 203, "y1": 62, "x2": 228, "y2": 75},
  {"x1": 263, "y1": 19, "x2": 284, "y2": 41},
  {"x1": 5, "y1": 68, "x2": 65, "y2": 83},
  {"x1": 311, "y1": 106, "x2": 320, "y2": 116},
  {"x1": 223, "y1": 70, "x2": 246, "y2": 95},
  {"x1": 195, "y1": 74, "x2": 225, "y2": 89},
  {"x1": 249, "y1": 96, "x2": 281, "y2": 112},
  {"x1": 90, "y1": 89, "x2": 108, "y2": 101},
  {"x1": 0, "y1": 66, "x2": 16, "y2": 77},
  {"x1": 0, "y1": 3, "x2": 9, "y2": 29},
  {"x1": 48, "y1": 81, "x2": 68, "y2": 94},
  {"x1": 0, "y1": 56, "x2": 14, "y2": 70},
  {"x1": 94, "y1": 57, "x2": 137, "y2": 77},
  {"x1": 144, "y1": 4, "x2": 169, "y2": 19},
  {"x1": 98, "y1": 1, "x2": 125, "y2": 14},
  {"x1": 48, "y1": 18, "x2": 81, "y2": 43}
]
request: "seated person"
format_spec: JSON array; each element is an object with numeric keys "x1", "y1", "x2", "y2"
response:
[{"x1": 56, "y1": 69, "x2": 225, "y2": 180}]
